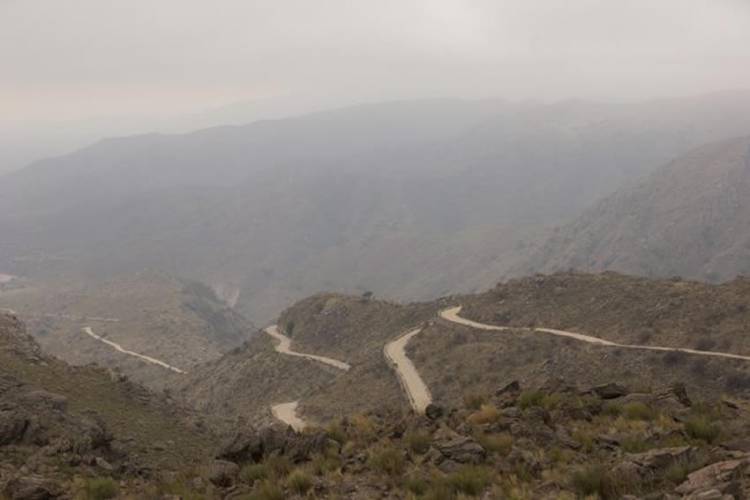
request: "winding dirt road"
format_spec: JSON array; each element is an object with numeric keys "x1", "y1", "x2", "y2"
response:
[
  {"x1": 263, "y1": 325, "x2": 351, "y2": 428},
  {"x1": 82, "y1": 327, "x2": 186, "y2": 374},
  {"x1": 264, "y1": 325, "x2": 351, "y2": 370},
  {"x1": 440, "y1": 306, "x2": 750, "y2": 360},
  {"x1": 384, "y1": 328, "x2": 432, "y2": 414},
  {"x1": 271, "y1": 401, "x2": 307, "y2": 431},
  {"x1": 385, "y1": 305, "x2": 750, "y2": 412}
]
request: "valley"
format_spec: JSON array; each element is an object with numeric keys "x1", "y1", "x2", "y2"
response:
[{"x1": 5, "y1": 3, "x2": 750, "y2": 497}]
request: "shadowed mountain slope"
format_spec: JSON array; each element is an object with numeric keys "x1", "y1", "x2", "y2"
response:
[
  {"x1": 520, "y1": 136, "x2": 750, "y2": 282},
  {"x1": 4, "y1": 93, "x2": 750, "y2": 324}
]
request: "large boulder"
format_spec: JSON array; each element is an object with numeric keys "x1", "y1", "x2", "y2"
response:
[
  {"x1": 675, "y1": 458, "x2": 748, "y2": 498},
  {"x1": 3, "y1": 475, "x2": 61, "y2": 500},
  {"x1": 0, "y1": 408, "x2": 29, "y2": 445},
  {"x1": 425, "y1": 404, "x2": 444, "y2": 421},
  {"x1": 218, "y1": 426, "x2": 330, "y2": 464},
  {"x1": 593, "y1": 382, "x2": 629, "y2": 400},
  {"x1": 207, "y1": 459, "x2": 239, "y2": 487},
  {"x1": 627, "y1": 446, "x2": 697, "y2": 470},
  {"x1": 430, "y1": 428, "x2": 486, "y2": 465}
]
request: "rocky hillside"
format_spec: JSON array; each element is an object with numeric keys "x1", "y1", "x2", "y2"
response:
[
  {"x1": 520, "y1": 136, "x2": 750, "y2": 282},
  {"x1": 176, "y1": 273, "x2": 750, "y2": 430},
  {"x1": 176, "y1": 294, "x2": 437, "y2": 426},
  {"x1": 0, "y1": 271, "x2": 252, "y2": 388},
  {"x1": 7, "y1": 270, "x2": 750, "y2": 498},
  {"x1": 0, "y1": 312, "x2": 217, "y2": 498},
  {"x1": 170, "y1": 379, "x2": 750, "y2": 499}
]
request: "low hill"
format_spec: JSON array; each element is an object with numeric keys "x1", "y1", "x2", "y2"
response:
[
  {"x1": 519, "y1": 136, "x2": 750, "y2": 282},
  {"x1": 0, "y1": 271, "x2": 252, "y2": 388}
]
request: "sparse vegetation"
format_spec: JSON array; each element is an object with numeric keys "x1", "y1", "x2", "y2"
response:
[
  {"x1": 240, "y1": 463, "x2": 268, "y2": 484},
  {"x1": 405, "y1": 430, "x2": 432, "y2": 454},
  {"x1": 467, "y1": 403, "x2": 500, "y2": 425},
  {"x1": 368, "y1": 444, "x2": 406, "y2": 477},
  {"x1": 518, "y1": 390, "x2": 545, "y2": 409},
  {"x1": 684, "y1": 415, "x2": 721, "y2": 443},
  {"x1": 570, "y1": 465, "x2": 620, "y2": 499},
  {"x1": 82, "y1": 477, "x2": 118, "y2": 500},
  {"x1": 476, "y1": 432, "x2": 513, "y2": 456},
  {"x1": 622, "y1": 401, "x2": 655, "y2": 421},
  {"x1": 248, "y1": 480, "x2": 284, "y2": 500},
  {"x1": 286, "y1": 469, "x2": 313, "y2": 495}
]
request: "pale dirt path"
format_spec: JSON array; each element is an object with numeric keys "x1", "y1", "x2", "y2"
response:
[
  {"x1": 440, "y1": 306, "x2": 750, "y2": 360},
  {"x1": 264, "y1": 325, "x2": 351, "y2": 371},
  {"x1": 271, "y1": 401, "x2": 307, "y2": 431},
  {"x1": 82, "y1": 327, "x2": 187, "y2": 374},
  {"x1": 384, "y1": 328, "x2": 433, "y2": 414}
]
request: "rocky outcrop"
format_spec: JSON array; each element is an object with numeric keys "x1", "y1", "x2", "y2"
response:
[
  {"x1": 218, "y1": 426, "x2": 330, "y2": 464},
  {"x1": 675, "y1": 458, "x2": 749, "y2": 498},
  {"x1": 426, "y1": 428, "x2": 486, "y2": 470},
  {"x1": 3, "y1": 475, "x2": 61, "y2": 500}
]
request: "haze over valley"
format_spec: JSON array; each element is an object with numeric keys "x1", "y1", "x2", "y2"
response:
[{"x1": 3, "y1": 1, "x2": 750, "y2": 498}]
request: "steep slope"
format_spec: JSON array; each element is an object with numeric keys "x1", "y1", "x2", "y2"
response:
[
  {"x1": 521, "y1": 136, "x2": 750, "y2": 281},
  {"x1": 0, "y1": 312, "x2": 216, "y2": 495},
  {"x1": 4, "y1": 93, "x2": 750, "y2": 324},
  {"x1": 0, "y1": 271, "x2": 252, "y2": 388}
]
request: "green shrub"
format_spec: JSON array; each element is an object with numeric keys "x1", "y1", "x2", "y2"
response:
[
  {"x1": 405, "y1": 430, "x2": 432, "y2": 454},
  {"x1": 84, "y1": 477, "x2": 118, "y2": 500},
  {"x1": 570, "y1": 465, "x2": 619, "y2": 499},
  {"x1": 518, "y1": 390, "x2": 545, "y2": 409},
  {"x1": 621, "y1": 436, "x2": 650, "y2": 453},
  {"x1": 240, "y1": 463, "x2": 268, "y2": 484},
  {"x1": 685, "y1": 416, "x2": 721, "y2": 443},
  {"x1": 476, "y1": 433, "x2": 513, "y2": 456},
  {"x1": 264, "y1": 455, "x2": 292, "y2": 478},
  {"x1": 309, "y1": 452, "x2": 341, "y2": 476},
  {"x1": 602, "y1": 402, "x2": 623, "y2": 417},
  {"x1": 248, "y1": 480, "x2": 284, "y2": 500},
  {"x1": 622, "y1": 402, "x2": 655, "y2": 421},
  {"x1": 286, "y1": 470, "x2": 313, "y2": 495},
  {"x1": 368, "y1": 444, "x2": 405, "y2": 476},
  {"x1": 404, "y1": 476, "x2": 429, "y2": 495},
  {"x1": 664, "y1": 461, "x2": 689, "y2": 484},
  {"x1": 443, "y1": 466, "x2": 493, "y2": 496},
  {"x1": 326, "y1": 421, "x2": 348, "y2": 445}
]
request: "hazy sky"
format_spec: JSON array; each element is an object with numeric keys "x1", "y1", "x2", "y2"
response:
[{"x1": 2, "y1": 0, "x2": 750, "y2": 123}]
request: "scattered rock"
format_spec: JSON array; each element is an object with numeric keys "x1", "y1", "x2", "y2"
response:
[
  {"x1": 507, "y1": 447, "x2": 542, "y2": 477},
  {"x1": 94, "y1": 457, "x2": 113, "y2": 471},
  {"x1": 425, "y1": 404, "x2": 444, "y2": 420},
  {"x1": 207, "y1": 459, "x2": 239, "y2": 487},
  {"x1": 593, "y1": 382, "x2": 628, "y2": 399},
  {"x1": 3, "y1": 475, "x2": 61, "y2": 500},
  {"x1": 0, "y1": 408, "x2": 29, "y2": 445},
  {"x1": 625, "y1": 446, "x2": 697, "y2": 472},
  {"x1": 496, "y1": 380, "x2": 520, "y2": 396},
  {"x1": 431, "y1": 428, "x2": 486, "y2": 465},
  {"x1": 668, "y1": 383, "x2": 692, "y2": 407}
]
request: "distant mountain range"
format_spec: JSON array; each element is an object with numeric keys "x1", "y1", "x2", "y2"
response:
[{"x1": 3, "y1": 91, "x2": 750, "y2": 324}]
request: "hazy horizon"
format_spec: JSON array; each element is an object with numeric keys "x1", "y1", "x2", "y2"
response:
[{"x1": 2, "y1": 0, "x2": 750, "y2": 173}]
